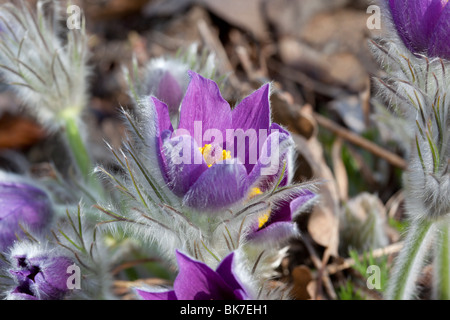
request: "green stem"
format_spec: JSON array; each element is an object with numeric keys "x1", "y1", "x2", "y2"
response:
[
  {"x1": 386, "y1": 219, "x2": 434, "y2": 300},
  {"x1": 436, "y1": 221, "x2": 450, "y2": 300},
  {"x1": 64, "y1": 115, "x2": 91, "y2": 179},
  {"x1": 61, "y1": 111, "x2": 104, "y2": 198}
]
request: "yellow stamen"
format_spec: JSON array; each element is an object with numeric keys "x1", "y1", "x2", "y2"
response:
[
  {"x1": 258, "y1": 213, "x2": 270, "y2": 229},
  {"x1": 247, "y1": 187, "x2": 262, "y2": 199},
  {"x1": 247, "y1": 187, "x2": 271, "y2": 229},
  {"x1": 198, "y1": 144, "x2": 232, "y2": 167}
]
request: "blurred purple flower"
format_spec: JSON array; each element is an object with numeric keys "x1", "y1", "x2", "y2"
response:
[
  {"x1": 156, "y1": 70, "x2": 184, "y2": 116},
  {"x1": 8, "y1": 253, "x2": 73, "y2": 300},
  {"x1": 0, "y1": 181, "x2": 53, "y2": 251},
  {"x1": 153, "y1": 71, "x2": 292, "y2": 211},
  {"x1": 388, "y1": 0, "x2": 450, "y2": 59},
  {"x1": 145, "y1": 62, "x2": 186, "y2": 118},
  {"x1": 136, "y1": 250, "x2": 248, "y2": 300}
]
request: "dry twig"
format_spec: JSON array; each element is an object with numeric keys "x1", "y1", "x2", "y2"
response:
[
  {"x1": 313, "y1": 112, "x2": 408, "y2": 170},
  {"x1": 327, "y1": 242, "x2": 404, "y2": 275}
]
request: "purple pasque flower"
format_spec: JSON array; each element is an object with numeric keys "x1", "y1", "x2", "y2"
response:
[
  {"x1": 136, "y1": 250, "x2": 249, "y2": 300},
  {"x1": 0, "y1": 177, "x2": 53, "y2": 251},
  {"x1": 388, "y1": 0, "x2": 450, "y2": 59},
  {"x1": 154, "y1": 70, "x2": 292, "y2": 211},
  {"x1": 246, "y1": 186, "x2": 316, "y2": 245},
  {"x1": 7, "y1": 249, "x2": 74, "y2": 300}
]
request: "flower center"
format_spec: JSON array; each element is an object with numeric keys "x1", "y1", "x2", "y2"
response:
[
  {"x1": 199, "y1": 144, "x2": 231, "y2": 167},
  {"x1": 247, "y1": 187, "x2": 271, "y2": 229}
]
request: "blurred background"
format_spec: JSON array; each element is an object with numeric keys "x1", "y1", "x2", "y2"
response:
[{"x1": 0, "y1": 0, "x2": 412, "y2": 300}]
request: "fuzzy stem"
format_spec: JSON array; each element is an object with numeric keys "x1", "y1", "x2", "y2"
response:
[
  {"x1": 435, "y1": 221, "x2": 450, "y2": 300},
  {"x1": 386, "y1": 219, "x2": 435, "y2": 300}
]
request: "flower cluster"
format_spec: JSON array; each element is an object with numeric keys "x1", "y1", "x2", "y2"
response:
[
  {"x1": 97, "y1": 68, "x2": 316, "y2": 298},
  {"x1": 0, "y1": 0, "x2": 317, "y2": 301}
]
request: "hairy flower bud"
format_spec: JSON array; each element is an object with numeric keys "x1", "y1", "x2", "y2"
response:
[
  {"x1": 142, "y1": 58, "x2": 188, "y2": 119},
  {"x1": 0, "y1": 0, "x2": 89, "y2": 131},
  {"x1": 6, "y1": 242, "x2": 74, "y2": 300},
  {"x1": 339, "y1": 193, "x2": 390, "y2": 254},
  {"x1": 126, "y1": 43, "x2": 218, "y2": 125}
]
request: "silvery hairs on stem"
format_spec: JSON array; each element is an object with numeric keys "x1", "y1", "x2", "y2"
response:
[
  {"x1": 0, "y1": 0, "x2": 89, "y2": 131},
  {"x1": 371, "y1": 33, "x2": 449, "y2": 222},
  {"x1": 369, "y1": 0, "x2": 450, "y2": 301}
]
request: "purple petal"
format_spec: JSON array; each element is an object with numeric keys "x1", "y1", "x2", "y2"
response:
[
  {"x1": 247, "y1": 190, "x2": 316, "y2": 244},
  {"x1": 152, "y1": 97, "x2": 174, "y2": 180},
  {"x1": 226, "y1": 84, "x2": 271, "y2": 173},
  {"x1": 163, "y1": 134, "x2": 209, "y2": 197},
  {"x1": 150, "y1": 97, "x2": 174, "y2": 185},
  {"x1": 270, "y1": 122, "x2": 291, "y2": 137},
  {"x1": 9, "y1": 269, "x2": 32, "y2": 283},
  {"x1": 151, "y1": 97, "x2": 173, "y2": 134},
  {"x1": 182, "y1": 160, "x2": 249, "y2": 211},
  {"x1": 225, "y1": 128, "x2": 259, "y2": 174},
  {"x1": 177, "y1": 71, "x2": 232, "y2": 147},
  {"x1": 31, "y1": 256, "x2": 73, "y2": 293},
  {"x1": 422, "y1": 0, "x2": 448, "y2": 37},
  {"x1": 388, "y1": 0, "x2": 431, "y2": 53},
  {"x1": 388, "y1": 0, "x2": 450, "y2": 59},
  {"x1": 215, "y1": 253, "x2": 246, "y2": 298},
  {"x1": 136, "y1": 288, "x2": 177, "y2": 300},
  {"x1": 289, "y1": 190, "x2": 317, "y2": 219},
  {"x1": 173, "y1": 251, "x2": 238, "y2": 300},
  {"x1": 428, "y1": 2, "x2": 450, "y2": 59},
  {"x1": 271, "y1": 190, "x2": 316, "y2": 224},
  {"x1": 247, "y1": 221, "x2": 298, "y2": 244},
  {"x1": 247, "y1": 123, "x2": 293, "y2": 187},
  {"x1": 231, "y1": 84, "x2": 271, "y2": 132}
]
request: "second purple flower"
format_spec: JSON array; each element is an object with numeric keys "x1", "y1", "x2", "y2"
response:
[{"x1": 387, "y1": 0, "x2": 450, "y2": 59}]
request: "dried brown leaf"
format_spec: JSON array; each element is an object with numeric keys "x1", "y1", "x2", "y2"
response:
[{"x1": 290, "y1": 265, "x2": 313, "y2": 300}]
